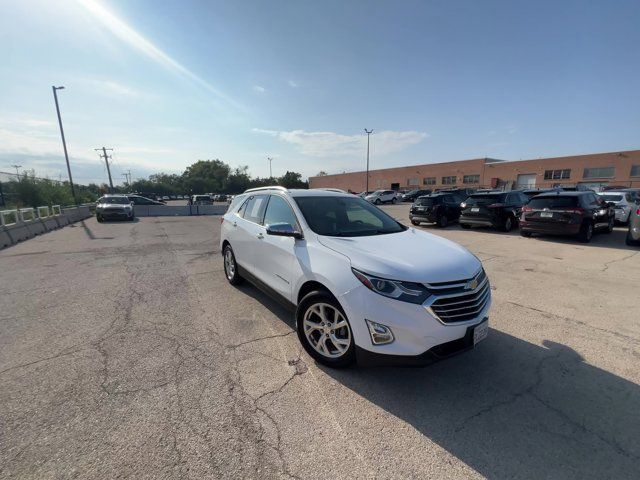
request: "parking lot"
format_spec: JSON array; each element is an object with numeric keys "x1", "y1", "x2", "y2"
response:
[{"x1": 0, "y1": 204, "x2": 638, "y2": 479}]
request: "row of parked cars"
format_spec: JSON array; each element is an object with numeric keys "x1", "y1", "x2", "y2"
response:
[{"x1": 407, "y1": 187, "x2": 640, "y2": 244}]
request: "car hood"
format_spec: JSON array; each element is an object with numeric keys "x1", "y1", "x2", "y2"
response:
[{"x1": 317, "y1": 228, "x2": 481, "y2": 283}]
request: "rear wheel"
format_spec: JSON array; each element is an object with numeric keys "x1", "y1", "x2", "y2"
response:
[
  {"x1": 578, "y1": 221, "x2": 594, "y2": 243},
  {"x1": 296, "y1": 291, "x2": 355, "y2": 368},
  {"x1": 461, "y1": 223, "x2": 471, "y2": 229},
  {"x1": 605, "y1": 216, "x2": 614, "y2": 233},
  {"x1": 438, "y1": 215, "x2": 449, "y2": 228},
  {"x1": 502, "y1": 215, "x2": 514, "y2": 232},
  {"x1": 223, "y1": 244, "x2": 243, "y2": 285},
  {"x1": 411, "y1": 220, "x2": 420, "y2": 226},
  {"x1": 374, "y1": 198, "x2": 381, "y2": 205},
  {"x1": 626, "y1": 229, "x2": 640, "y2": 246},
  {"x1": 391, "y1": 197, "x2": 397, "y2": 204},
  {"x1": 96, "y1": 215, "x2": 103, "y2": 223}
]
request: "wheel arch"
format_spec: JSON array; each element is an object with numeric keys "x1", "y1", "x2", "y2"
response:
[{"x1": 297, "y1": 280, "x2": 334, "y2": 305}]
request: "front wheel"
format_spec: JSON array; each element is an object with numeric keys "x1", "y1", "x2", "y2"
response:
[
  {"x1": 578, "y1": 221, "x2": 593, "y2": 243},
  {"x1": 605, "y1": 216, "x2": 614, "y2": 233},
  {"x1": 96, "y1": 215, "x2": 103, "y2": 223},
  {"x1": 296, "y1": 291, "x2": 355, "y2": 368},
  {"x1": 391, "y1": 197, "x2": 397, "y2": 204},
  {"x1": 502, "y1": 215, "x2": 514, "y2": 232},
  {"x1": 411, "y1": 220, "x2": 420, "y2": 226},
  {"x1": 223, "y1": 244, "x2": 243, "y2": 285},
  {"x1": 626, "y1": 229, "x2": 640, "y2": 246},
  {"x1": 374, "y1": 198, "x2": 381, "y2": 205},
  {"x1": 437, "y1": 215, "x2": 449, "y2": 228}
]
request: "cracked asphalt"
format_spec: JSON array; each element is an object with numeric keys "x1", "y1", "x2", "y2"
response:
[{"x1": 1, "y1": 207, "x2": 639, "y2": 479}]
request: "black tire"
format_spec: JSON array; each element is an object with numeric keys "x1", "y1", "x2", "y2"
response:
[
  {"x1": 96, "y1": 215, "x2": 103, "y2": 223},
  {"x1": 391, "y1": 197, "x2": 397, "y2": 204},
  {"x1": 460, "y1": 223, "x2": 471, "y2": 229},
  {"x1": 605, "y1": 216, "x2": 614, "y2": 233},
  {"x1": 626, "y1": 229, "x2": 640, "y2": 246},
  {"x1": 223, "y1": 244, "x2": 243, "y2": 285},
  {"x1": 502, "y1": 215, "x2": 514, "y2": 232},
  {"x1": 437, "y1": 215, "x2": 449, "y2": 228},
  {"x1": 296, "y1": 290, "x2": 355, "y2": 368},
  {"x1": 577, "y1": 221, "x2": 594, "y2": 243},
  {"x1": 374, "y1": 198, "x2": 381, "y2": 205},
  {"x1": 520, "y1": 230, "x2": 532, "y2": 237},
  {"x1": 411, "y1": 220, "x2": 420, "y2": 226}
]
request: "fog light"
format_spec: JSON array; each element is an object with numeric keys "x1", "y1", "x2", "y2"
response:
[{"x1": 365, "y1": 320, "x2": 394, "y2": 345}]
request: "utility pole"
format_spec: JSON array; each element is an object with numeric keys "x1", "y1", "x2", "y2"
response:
[
  {"x1": 95, "y1": 147, "x2": 114, "y2": 192},
  {"x1": 364, "y1": 129, "x2": 373, "y2": 193},
  {"x1": 121, "y1": 169, "x2": 131, "y2": 186},
  {"x1": 52, "y1": 86, "x2": 77, "y2": 205},
  {"x1": 10, "y1": 164, "x2": 22, "y2": 176},
  {"x1": 267, "y1": 157, "x2": 273, "y2": 178}
]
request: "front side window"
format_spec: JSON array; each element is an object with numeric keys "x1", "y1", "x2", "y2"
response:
[
  {"x1": 294, "y1": 196, "x2": 406, "y2": 237},
  {"x1": 263, "y1": 195, "x2": 298, "y2": 227}
]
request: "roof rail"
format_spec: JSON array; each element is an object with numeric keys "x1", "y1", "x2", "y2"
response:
[
  {"x1": 244, "y1": 185, "x2": 288, "y2": 193},
  {"x1": 313, "y1": 188, "x2": 347, "y2": 193}
]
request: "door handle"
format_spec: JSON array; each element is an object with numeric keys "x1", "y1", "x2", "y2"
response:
[{"x1": 257, "y1": 233, "x2": 264, "y2": 239}]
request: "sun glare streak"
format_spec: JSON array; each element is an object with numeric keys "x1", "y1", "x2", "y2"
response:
[{"x1": 75, "y1": 0, "x2": 241, "y2": 110}]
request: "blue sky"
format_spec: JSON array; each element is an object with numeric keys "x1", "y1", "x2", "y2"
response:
[{"x1": 1, "y1": 0, "x2": 639, "y2": 185}]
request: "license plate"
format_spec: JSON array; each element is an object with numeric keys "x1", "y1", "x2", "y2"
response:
[
  {"x1": 540, "y1": 212, "x2": 553, "y2": 218},
  {"x1": 473, "y1": 320, "x2": 489, "y2": 345},
  {"x1": 471, "y1": 207, "x2": 480, "y2": 212}
]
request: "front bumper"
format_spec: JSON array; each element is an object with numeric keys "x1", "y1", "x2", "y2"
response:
[
  {"x1": 338, "y1": 283, "x2": 491, "y2": 364},
  {"x1": 97, "y1": 209, "x2": 132, "y2": 220}
]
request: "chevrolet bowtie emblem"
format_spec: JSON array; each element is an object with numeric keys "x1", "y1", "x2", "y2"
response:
[{"x1": 466, "y1": 278, "x2": 478, "y2": 290}]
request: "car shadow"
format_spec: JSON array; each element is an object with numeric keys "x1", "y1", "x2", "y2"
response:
[
  {"x1": 234, "y1": 280, "x2": 639, "y2": 478},
  {"x1": 522, "y1": 227, "x2": 638, "y2": 251}
]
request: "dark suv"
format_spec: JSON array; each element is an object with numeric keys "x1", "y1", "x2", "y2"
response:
[
  {"x1": 519, "y1": 191, "x2": 615, "y2": 242},
  {"x1": 459, "y1": 191, "x2": 528, "y2": 231},
  {"x1": 402, "y1": 189, "x2": 432, "y2": 202},
  {"x1": 409, "y1": 193, "x2": 464, "y2": 227}
]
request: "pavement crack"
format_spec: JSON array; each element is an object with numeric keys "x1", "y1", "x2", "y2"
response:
[
  {"x1": 601, "y1": 250, "x2": 639, "y2": 272},
  {"x1": 227, "y1": 330, "x2": 295, "y2": 349}
]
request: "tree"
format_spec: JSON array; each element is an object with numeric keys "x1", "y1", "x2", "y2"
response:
[
  {"x1": 182, "y1": 159, "x2": 230, "y2": 193},
  {"x1": 316, "y1": 170, "x2": 328, "y2": 176},
  {"x1": 277, "y1": 171, "x2": 308, "y2": 189}
]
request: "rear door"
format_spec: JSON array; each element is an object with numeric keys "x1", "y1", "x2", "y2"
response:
[{"x1": 233, "y1": 194, "x2": 268, "y2": 273}]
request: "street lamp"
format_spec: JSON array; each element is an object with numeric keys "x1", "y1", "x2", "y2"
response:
[
  {"x1": 364, "y1": 129, "x2": 373, "y2": 192},
  {"x1": 52, "y1": 85, "x2": 77, "y2": 205},
  {"x1": 268, "y1": 157, "x2": 273, "y2": 178}
]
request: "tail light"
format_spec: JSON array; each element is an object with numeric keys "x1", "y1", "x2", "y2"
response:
[
  {"x1": 487, "y1": 203, "x2": 504, "y2": 208},
  {"x1": 637, "y1": 208, "x2": 640, "y2": 215},
  {"x1": 522, "y1": 206, "x2": 533, "y2": 212},
  {"x1": 565, "y1": 208, "x2": 586, "y2": 215}
]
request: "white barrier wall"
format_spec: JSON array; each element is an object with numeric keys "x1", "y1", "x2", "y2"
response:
[{"x1": 133, "y1": 204, "x2": 228, "y2": 216}]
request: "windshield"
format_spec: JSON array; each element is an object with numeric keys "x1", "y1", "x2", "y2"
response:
[
  {"x1": 528, "y1": 196, "x2": 580, "y2": 208},
  {"x1": 98, "y1": 197, "x2": 129, "y2": 204},
  {"x1": 370, "y1": 190, "x2": 384, "y2": 196},
  {"x1": 294, "y1": 196, "x2": 406, "y2": 237},
  {"x1": 415, "y1": 197, "x2": 436, "y2": 206},
  {"x1": 599, "y1": 195, "x2": 623, "y2": 202},
  {"x1": 466, "y1": 194, "x2": 507, "y2": 206}
]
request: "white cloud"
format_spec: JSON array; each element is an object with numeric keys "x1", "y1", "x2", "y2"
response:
[
  {"x1": 287, "y1": 80, "x2": 299, "y2": 88},
  {"x1": 79, "y1": 78, "x2": 145, "y2": 98},
  {"x1": 252, "y1": 128, "x2": 428, "y2": 157},
  {"x1": 75, "y1": 0, "x2": 241, "y2": 109},
  {"x1": 252, "y1": 85, "x2": 266, "y2": 94}
]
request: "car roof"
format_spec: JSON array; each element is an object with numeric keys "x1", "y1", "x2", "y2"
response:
[
  {"x1": 535, "y1": 191, "x2": 589, "y2": 197},
  {"x1": 598, "y1": 191, "x2": 629, "y2": 196},
  {"x1": 470, "y1": 191, "x2": 505, "y2": 196}
]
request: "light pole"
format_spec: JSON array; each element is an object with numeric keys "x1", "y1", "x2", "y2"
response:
[
  {"x1": 10, "y1": 164, "x2": 22, "y2": 176},
  {"x1": 52, "y1": 86, "x2": 77, "y2": 205},
  {"x1": 364, "y1": 129, "x2": 373, "y2": 192},
  {"x1": 268, "y1": 157, "x2": 273, "y2": 179}
]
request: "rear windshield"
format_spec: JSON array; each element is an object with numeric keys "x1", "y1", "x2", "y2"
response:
[
  {"x1": 415, "y1": 197, "x2": 436, "y2": 206},
  {"x1": 599, "y1": 195, "x2": 623, "y2": 202},
  {"x1": 527, "y1": 196, "x2": 579, "y2": 209},
  {"x1": 466, "y1": 194, "x2": 506, "y2": 206}
]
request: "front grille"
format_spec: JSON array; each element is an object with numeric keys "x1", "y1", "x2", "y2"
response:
[
  {"x1": 429, "y1": 276, "x2": 490, "y2": 323},
  {"x1": 104, "y1": 208, "x2": 125, "y2": 213}
]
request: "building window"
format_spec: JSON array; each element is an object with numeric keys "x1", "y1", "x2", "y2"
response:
[
  {"x1": 463, "y1": 174, "x2": 480, "y2": 184},
  {"x1": 423, "y1": 177, "x2": 436, "y2": 185},
  {"x1": 583, "y1": 167, "x2": 615, "y2": 179},
  {"x1": 631, "y1": 165, "x2": 640, "y2": 177},
  {"x1": 544, "y1": 169, "x2": 571, "y2": 180},
  {"x1": 407, "y1": 178, "x2": 420, "y2": 186},
  {"x1": 442, "y1": 176, "x2": 457, "y2": 185}
]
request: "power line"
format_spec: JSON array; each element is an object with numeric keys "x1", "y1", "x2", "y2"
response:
[{"x1": 95, "y1": 147, "x2": 114, "y2": 192}]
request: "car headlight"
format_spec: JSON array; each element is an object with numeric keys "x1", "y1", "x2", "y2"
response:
[
  {"x1": 351, "y1": 268, "x2": 431, "y2": 304},
  {"x1": 96, "y1": 204, "x2": 104, "y2": 209}
]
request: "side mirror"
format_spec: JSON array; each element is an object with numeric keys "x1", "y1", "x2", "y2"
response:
[{"x1": 266, "y1": 223, "x2": 303, "y2": 239}]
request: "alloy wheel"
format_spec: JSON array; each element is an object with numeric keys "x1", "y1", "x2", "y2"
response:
[
  {"x1": 224, "y1": 248, "x2": 235, "y2": 281},
  {"x1": 302, "y1": 303, "x2": 351, "y2": 359}
]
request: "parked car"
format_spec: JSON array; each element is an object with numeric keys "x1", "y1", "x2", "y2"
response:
[
  {"x1": 192, "y1": 195, "x2": 213, "y2": 205},
  {"x1": 402, "y1": 189, "x2": 432, "y2": 202},
  {"x1": 597, "y1": 191, "x2": 636, "y2": 224},
  {"x1": 220, "y1": 187, "x2": 491, "y2": 367},
  {"x1": 358, "y1": 191, "x2": 373, "y2": 198},
  {"x1": 437, "y1": 187, "x2": 477, "y2": 197},
  {"x1": 519, "y1": 191, "x2": 615, "y2": 242},
  {"x1": 217, "y1": 194, "x2": 228, "y2": 202},
  {"x1": 626, "y1": 204, "x2": 640, "y2": 246},
  {"x1": 520, "y1": 188, "x2": 557, "y2": 200},
  {"x1": 459, "y1": 191, "x2": 528, "y2": 231},
  {"x1": 409, "y1": 193, "x2": 464, "y2": 227},
  {"x1": 365, "y1": 190, "x2": 398, "y2": 204},
  {"x1": 127, "y1": 195, "x2": 164, "y2": 206},
  {"x1": 162, "y1": 196, "x2": 170, "y2": 201},
  {"x1": 96, "y1": 194, "x2": 134, "y2": 222},
  {"x1": 622, "y1": 188, "x2": 640, "y2": 204}
]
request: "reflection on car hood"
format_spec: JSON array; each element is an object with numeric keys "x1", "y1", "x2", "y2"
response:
[
  {"x1": 99, "y1": 203, "x2": 129, "y2": 208},
  {"x1": 317, "y1": 228, "x2": 481, "y2": 283}
]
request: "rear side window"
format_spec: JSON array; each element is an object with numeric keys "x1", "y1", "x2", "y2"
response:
[
  {"x1": 527, "y1": 196, "x2": 580, "y2": 209},
  {"x1": 466, "y1": 194, "x2": 506, "y2": 206},
  {"x1": 242, "y1": 195, "x2": 268, "y2": 223},
  {"x1": 263, "y1": 195, "x2": 298, "y2": 227}
]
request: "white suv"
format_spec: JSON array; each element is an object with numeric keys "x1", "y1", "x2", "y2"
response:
[
  {"x1": 365, "y1": 190, "x2": 398, "y2": 205},
  {"x1": 220, "y1": 187, "x2": 491, "y2": 367}
]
